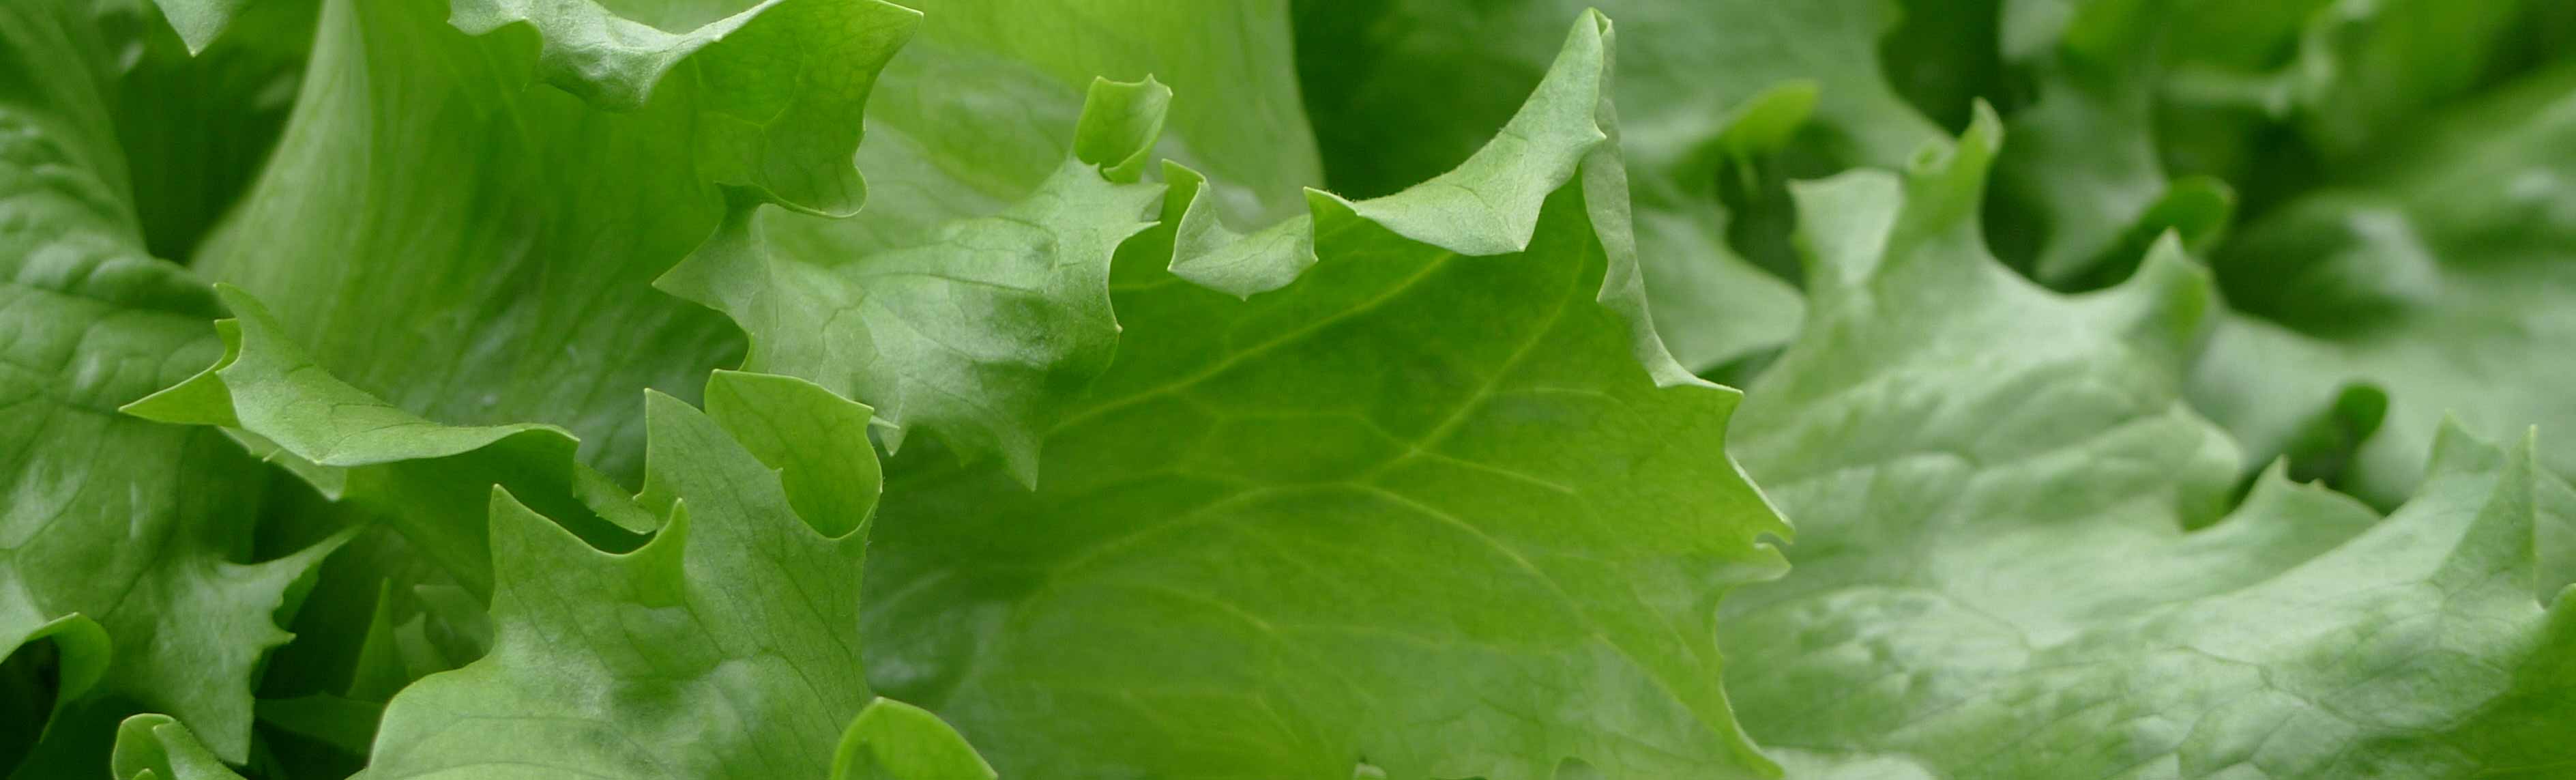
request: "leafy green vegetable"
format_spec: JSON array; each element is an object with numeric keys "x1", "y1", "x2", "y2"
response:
[
  {"x1": 364, "y1": 373, "x2": 882, "y2": 779},
  {"x1": 1291, "y1": 0, "x2": 1943, "y2": 372},
  {"x1": 175, "y1": 0, "x2": 910, "y2": 489},
  {"x1": 111, "y1": 714, "x2": 246, "y2": 780},
  {"x1": 661, "y1": 76, "x2": 1169, "y2": 485},
  {"x1": 832, "y1": 697, "x2": 995, "y2": 780},
  {"x1": 2193, "y1": 65, "x2": 2576, "y2": 506},
  {"x1": 0, "y1": 0, "x2": 338, "y2": 767},
  {"x1": 859, "y1": 15, "x2": 1788, "y2": 779},
  {"x1": 14, "y1": 0, "x2": 2576, "y2": 776},
  {"x1": 1725, "y1": 109, "x2": 2576, "y2": 778}
]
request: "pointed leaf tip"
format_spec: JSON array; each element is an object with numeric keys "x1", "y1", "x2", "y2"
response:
[
  {"x1": 111, "y1": 714, "x2": 246, "y2": 780},
  {"x1": 833, "y1": 697, "x2": 997, "y2": 780},
  {"x1": 1163, "y1": 162, "x2": 1325, "y2": 298},
  {"x1": 2425, "y1": 416, "x2": 2511, "y2": 482},
  {"x1": 1074, "y1": 76, "x2": 1174, "y2": 183},
  {"x1": 2094, "y1": 231, "x2": 2217, "y2": 353},
  {"x1": 1342, "y1": 10, "x2": 1613, "y2": 257}
]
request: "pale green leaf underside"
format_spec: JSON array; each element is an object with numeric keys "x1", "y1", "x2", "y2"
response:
[
  {"x1": 2190, "y1": 66, "x2": 2576, "y2": 507},
  {"x1": 1721, "y1": 108, "x2": 2576, "y2": 779}
]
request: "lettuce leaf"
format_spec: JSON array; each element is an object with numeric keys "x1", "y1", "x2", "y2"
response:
[
  {"x1": 111, "y1": 714, "x2": 246, "y2": 780},
  {"x1": 126, "y1": 292, "x2": 992, "y2": 776},
  {"x1": 0, "y1": 0, "x2": 337, "y2": 766},
  {"x1": 1290, "y1": 0, "x2": 1944, "y2": 373},
  {"x1": 1990, "y1": 0, "x2": 2569, "y2": 286},
  {"x1": 660, "y1": 77, "x2": 1169, "y2": 486},
  {"x1": 2191, "y1": 65, "x2": 2576, "y2": 506},
  {"x1": 19, "y1": 0, "x2": 2576, "y2": 776},
  {"x1": 177, "y1": 0, "x2": 913, "y2": 489},
  {"x1": 858, "y1": 15, "x2": 1791, "y2": 779},
  {"x1": 361, "y1": 372, "x2": 888, "y2": 779},
  {"x1": 1723, "y1": 106, "x2": 2576, "y2": 779}
]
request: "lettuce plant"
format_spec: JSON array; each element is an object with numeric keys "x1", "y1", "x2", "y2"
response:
[{"x1": 4, "y1": 0, "x2": 2575, "y2": 778}]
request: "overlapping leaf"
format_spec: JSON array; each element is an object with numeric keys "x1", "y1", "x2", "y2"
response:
[
  {"x1": 175, "y1": 0, "x2": 913, "y2": 489},
  {"x1": 0, "y1": 1, "x2": 340, "y2": 770},
  {"x1": 111, "y1": 715, "x2": 246, "y2": 780},
  {"x1": 674, "y1": 0, "x2": 1328, "y2": 480},
  {"x1": 1991, "y1": 0, "x2": 2570, "y2": 286},
  {"x1": 360, "y1": 372, "x2": 903, "y2": 779},
  {"x1": 661, "y1": 78, "x2": 1169, "y2": 485},
  {"x1": 858, "y1": 15, "x2": 1791, "y2": 779},
  {"x1": 2190, "y1": 66, "x2": 2576, "y2": 507},
  {"x1": 1291, "y1": 0, "x2": 1951, "y2": 373},
  {"x1": 1720, "y1": 109, "x2": 2576, "y2": 779}
]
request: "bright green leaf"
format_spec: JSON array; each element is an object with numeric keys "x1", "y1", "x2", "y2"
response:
[
  {"x1": 859, "y1": 14, "x2": 1790, "y2": 779},
  {"x1": 832, "y1": 697, "x2": 995, "y2": 780},
  {"x1": 1291, "y1": 0, "x2": 1943, "y2": 372},
  {"x1": 357, "y1": 370, "x2": 967, "y2": 779},
  {"x1": 0, "y1": 0, "x2": 338, "y2": 765},
  {"x1": 110, "y1": 715, "x2": 246, "y2": 780},
  {"x1": 184, "y1": 0, "x2": 909, "y2": 488}
]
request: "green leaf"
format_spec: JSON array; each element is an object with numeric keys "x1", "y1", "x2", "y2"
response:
[
  {"x1": 1291, "y1": 0, "x2": 1944, "y2": 372},
  {"x1": 1294, "y1": 0, "x2": 1938, "y2": 194},
  {"x1": 658, "y1": 77, "x2": 1169, "y2": 486},
  {"x1": 454, "y1": 0, "x2": 920, "y2": 216},
  {"x1": 125, "y1": 287, "x2": 636, "y2": 598},
  {"x1": 860, "y1": 14, "x2": 1789, "y2": 779},
  {"x1": 1721, "y1": 108, "x2": 2576, "y2": 777},
  {"x1": 2285, "y1": 0, "x2": 2540, "y2": 159},
  {"x1": 830, "y1": 0, "x2": 1319, "y2": 246},
  {"x1": 0, "y1": 0, "x2": 338, "y2": 765},
  {"x1": 141, "y1": 0, "x2": 257, "y2": 53},
  {"x1": 1990, "y1": 0, "x2": 2238, "y2": 286},
  {"x1": 684, "y1": 0, "x2": 1330, "y2": 479},
  {"x1": 110, "y1": 715, "x2": 246, "y2": 780},
  {"x1": 183, "y1": 0, "x2": 911, "y2": 487},
  {"x1": 1992, "y1": 0, "x2": 2566, "y2": 285},
  {"x1": 362, "y1": 372, "x2": 894, "y2": 779},
  {"x1": 97, "y1": 0, "x2": 313, "y2": 261},
  {"x1": 832, "y1": 697, "x2": 995, "y2": 780},
  {"x1": 2191, "y1": 65, "x2": 2576, "y2": 506}
]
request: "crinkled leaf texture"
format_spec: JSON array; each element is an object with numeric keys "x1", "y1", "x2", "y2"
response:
[
  {"x1": 670, "y1": 0, "x2": 1329, "y2": 482},
  {"x1": 362, "y1": 371, "x2": 887, "y2": 779},
  {"x1": 1292, "y1": 0, "x2": 1943, "y2": 372},
  {"x1": 126, "y1": 287, "x2": 642, "y2": 598},
  {"x1": 1988, "y1": 0, "x2": 2566, "y2": 287},
  {"x1": 1721, "y1": 108, "x2": 2576, "y2": 778},
  {"x1": 860, "y1": 13, "x2": 1789, "y2": 780},
  {"x1": 1, "y1": 0, "x2": 337, "y2": 766},
  {"x1": 1990, "y1": 0, "x2": 2236, "y2": 287},
  {"x1": 2192, "y1": 65, "x2": 2576, "y2": 506},
  {"x1": 178, "y1": 0, "x2": 912, "y2": 491},
  {"x1": 660, "y1": 76, "x2": 1171, "y2": 487},
  {"x1": 823, "y1": 0, "x2": 1319, "y2": 244},
  {"x1": 127, "y1": 288, "x2": 995, "y2": 777}
]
